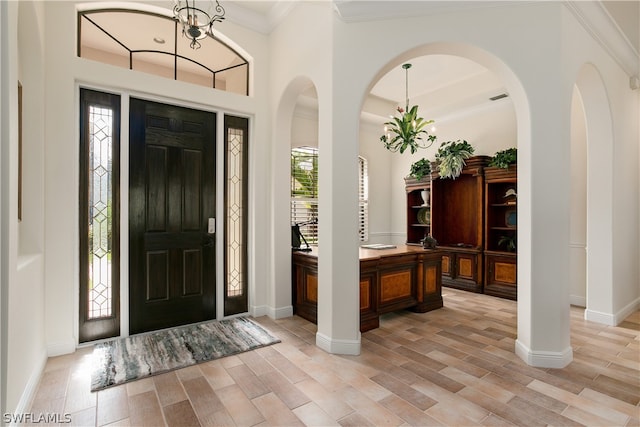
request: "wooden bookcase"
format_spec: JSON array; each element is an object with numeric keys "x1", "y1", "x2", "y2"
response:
[
  {"x1": 404, "y1": 177, "x2": 432, "y2": 246},
  {"x1": 483, "y1": 166, "x2": 517, "y2": 299},
  {"x1": 430, "y1": 156, "x2": 489, "y2": 293}
]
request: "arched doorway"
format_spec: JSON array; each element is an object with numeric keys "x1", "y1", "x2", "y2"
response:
[
  {"x1": 271, "y1": 77, "x2": 320, "y2": 320},
  {"x1": 575, "y1": 64, "x2": 616, "y2": 325},
  {"x1": 360, "y1": 42, "x2": 571, "y2": 367}
]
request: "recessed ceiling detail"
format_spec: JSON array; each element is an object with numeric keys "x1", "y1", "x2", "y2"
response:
[{"x1": 78, "y1": 8, "x2": 249, "y2": 95}]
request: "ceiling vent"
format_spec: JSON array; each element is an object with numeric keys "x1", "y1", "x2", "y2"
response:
[{"x1": 489, "y1": 93, "x2": 509, "y2": 101}]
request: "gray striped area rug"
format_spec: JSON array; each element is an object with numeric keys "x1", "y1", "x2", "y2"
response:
[{"x1": 90, "y1": 317, "x2": 280, "y2": 391}]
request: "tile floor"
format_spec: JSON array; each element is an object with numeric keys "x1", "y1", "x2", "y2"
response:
[{"x1": 28, "y1": 288, "x2": 639, "y2": 426}]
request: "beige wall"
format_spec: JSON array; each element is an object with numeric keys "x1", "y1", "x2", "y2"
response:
[{"x1": 1, "y1": 0, "x2": 638, "y2": 415}]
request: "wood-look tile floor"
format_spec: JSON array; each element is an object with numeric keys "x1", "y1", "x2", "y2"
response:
[{"x1": 29, "y1": 289, "x2": 639, "y2": 426}]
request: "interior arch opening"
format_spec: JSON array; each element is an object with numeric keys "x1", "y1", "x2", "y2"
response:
[
  {"x1": 575, "y1": 63, "x2": 616, "y2": 325},
  {"x1": 365, "y1": 53, "x2": 517, "y2": 294}
]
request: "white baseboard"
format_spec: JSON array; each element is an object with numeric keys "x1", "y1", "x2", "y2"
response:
[
  {"x1": 585, "y1": 296, "x2": 640, "y2": 326},
  {"x1": 315, "y1": 332, "x2": 361, "y2": 355},
  {"x1": 252, "y1": 304, "x2": 293, "y2": 320},
  {"x1": 46, "y1": 339, "x2": 76, "y2": 357},
  {"x1": 11, "y1": 350, "x2": 48, "y2": 423},
  {"x1": 272, "y1": 305, "x2": 293, "y2": 319},
  {"x1": 570, "y1": 295, "x2": 586, "y2": 307},
  {"x1": 614, "y1": 297, "x2": 640, "y2": 325},
  {"x1": 251, "y1": 305, "x2": 270, "y2": 318},
  {"x1": 515, "y1": 339, "x2": 573, "y2": 368},
  {"x1": 585, "y1": 308, "x2": 616, "y2": 326}
]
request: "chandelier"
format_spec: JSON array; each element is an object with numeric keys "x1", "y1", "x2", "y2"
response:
[
  {"x1": 380, "y1": 63, "x2": 436, "y2": 154},
  {"x1": 173, "y1": 0, "x2": 226, "y2": 50}
]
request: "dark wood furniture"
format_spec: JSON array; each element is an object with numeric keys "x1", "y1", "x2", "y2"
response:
[
  {"x1": 405, "y1": 177, "x2": 431, "y2": 246},
  {"x1": 292, "y1": 245, "x2": 443, "y2": 332},
  {"x1": 430, "y1": 156, "x2": 489, "y2": 293},
  {"x1": 483, "y1": 166, "x2": 517, "y2": 299}
]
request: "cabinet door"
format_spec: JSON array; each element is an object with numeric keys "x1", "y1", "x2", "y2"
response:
[
  {"x1": 441, "y1": 253, "x2": 452, "y2": 279},
  {"x1": 486, "y1": 255, "x2": 517, "y2": 287},
  {"x1": 455, "y1": 252, "x2": 478, "y2": 282}
]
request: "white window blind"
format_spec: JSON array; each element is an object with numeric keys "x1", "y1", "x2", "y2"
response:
[
  {"x1": 290, "y1": 147, "x2": 369, "y2": 244},
  {"x1": 291, "y1": 147, "x2": 319, "y2": 244},
  {"x1": 358, "y1": 155, "x2": 369, "y2": 242}
]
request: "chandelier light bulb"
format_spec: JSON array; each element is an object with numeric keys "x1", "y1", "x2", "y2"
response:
[{"x1": 174, "y1": 0, "x2": 226, "y2": 50}]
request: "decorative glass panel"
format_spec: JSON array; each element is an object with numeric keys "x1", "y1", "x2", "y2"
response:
[
  {"x1": 88, "y1": 105, "x2": 114, "y2": 318},
  {"x1": 226, "y1": 128, "x2": 243, "y2": 297},
  {"x1": 78, "y1": 9, "x2": 249, "y2": 95}
]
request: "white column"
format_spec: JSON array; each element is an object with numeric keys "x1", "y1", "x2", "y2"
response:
[
  {"x1": 315, "y1": 96, "x2": 361, "y2": 355},
  {"x1": 516, "y1": 76, "x2": 573, "y2": 368}
]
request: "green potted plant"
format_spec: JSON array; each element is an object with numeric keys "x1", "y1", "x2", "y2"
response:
[
  {"x1": 489, "y1": 147, "x2": 517, "y2": 169},
  {"x1": 408, "y1": 158, "x2": 431, "y2": 181},
  {"x1": 435, "y1": 140, "x2": 474, "y2": 179},
  {"x1": 498, "y1": 235, "x2": 516, "y2": 252}
]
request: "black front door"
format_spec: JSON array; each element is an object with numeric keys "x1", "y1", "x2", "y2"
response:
[{"x1": 129, "y1": 98, "x2": 216, "y2": 334}]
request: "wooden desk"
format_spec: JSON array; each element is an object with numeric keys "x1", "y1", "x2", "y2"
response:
[{"x1": 292, "y1": 245, "x2": 443, "y2": 331}]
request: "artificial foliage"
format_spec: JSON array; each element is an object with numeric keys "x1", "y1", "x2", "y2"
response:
[
  {"x1": 498, "y1": 235, "x2": 517, "y2": 252},
  {"x1": 380, "y1": 105, "x2": 437, "y2": 154},
  {"x1": 489, "y1": 147, "x2": 517, "y2": 169},
  {"x1": 409, "y1": 158, "x2": 432, "y2": 181},
  {"x1": 435, "y1": 140, "x2": 475, "y2": 179}
]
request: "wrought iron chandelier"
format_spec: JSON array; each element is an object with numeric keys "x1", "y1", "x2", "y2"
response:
[
  {"x1": 380, "y1": 63, "x2": 436, "y2": 154},
  {"x1": 173, "y1": 0, "x2": 226, "y2": 49}
]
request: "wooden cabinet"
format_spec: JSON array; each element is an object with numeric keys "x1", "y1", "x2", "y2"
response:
[
  {"x1": 292, "y1": 246, "x2": 443, "y2": 332},
  {"x1": 441, "y1": 247, "x2": 482, "y2": 292},
  {"x1": 404, "y1": 159, "x2": 518, "y2": 299},
  {"x1": 404, "y1": 178, "x2": 431, "y2": 246},
  {"x1": 484, "y1": 251, "x2": 517, "y2": 298},
  {"x1": 430, "y1": 156, "x2": 489, "y2": 293},
  {"x1": 483, "y1": 166, "x2": 517, "y2": 299}
]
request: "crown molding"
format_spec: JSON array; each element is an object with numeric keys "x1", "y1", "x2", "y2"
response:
[
  {"x1": 333, "y1": 1, "x2": 520, "y2": 23},
  {"x1": 224, "y1": 1, "x2": 295, "y2": 34},
  {"x1": 565, "y1": 1, "x2": 639, "y2": 78},
  {"x1": 334, "y1": 1, "x2": 638, "y2": 78}
]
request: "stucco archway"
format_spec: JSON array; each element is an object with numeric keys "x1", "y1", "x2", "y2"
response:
[
  {"x1": 271, "y1": 76, "x2": 319, "y2": 320},
  {"x1": 575, "y1": 64, "x2": 616, "y2": 325},
  {"x1": 360, "y1": 42, "x2": 573, "y2": 367}
]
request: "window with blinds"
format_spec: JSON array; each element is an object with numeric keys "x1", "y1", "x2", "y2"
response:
[
  {"x1": 291, "y1": 147, "x2": 318, "y2": 244},
  {"x1": 358, "y1": 156, "x2": 369, "y2": 242},
  {"x1": 290, "y1": 147, "x2": 368, "y2": 244}
]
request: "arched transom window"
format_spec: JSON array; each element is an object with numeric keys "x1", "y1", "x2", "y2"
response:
[{"x1": 78, "y1": 8, "x2": 249, "y2": 95}]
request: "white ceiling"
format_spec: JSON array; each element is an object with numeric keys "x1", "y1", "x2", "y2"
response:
[
  {"x1": 82, "y1": 1, "x2": 637, "y2": 117},
  {"x1": 368, "y1": 56, "x2": 499, "y2": 107},
  {"x1": 229, "y1": 0, "x2": 638, "y2": 122}
]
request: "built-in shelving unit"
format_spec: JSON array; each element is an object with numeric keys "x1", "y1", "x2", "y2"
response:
[
  {"x1": 484, "y1": 166, "x2": 517, "y2": 299},
  {"x1": 430, "y1": 156, "x2": 489, "y2": 293},
  {"x1": 404, "y1": 158, "x2": 518, "y2": 299},
  {"x1": 405, "y1": 177, "x2": 431, "y2": 246}
]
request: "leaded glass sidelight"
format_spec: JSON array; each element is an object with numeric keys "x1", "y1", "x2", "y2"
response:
[
  {"x1": 224, "y1": 116, "x2": 248, "y2": 316},
  {"x1": 227, "y1": 128, "x2": 243, "y2": 297},
  {"x1": 79, "y1": 89, "x2": 120, "y2": 342},
  {"x1": 88, "y1": 105, "x2": 113, "y2": 318}
]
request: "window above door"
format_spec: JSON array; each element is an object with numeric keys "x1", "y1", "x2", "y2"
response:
[{"x1": 78, "y1": 8, "x2": 249, "y2": 95}]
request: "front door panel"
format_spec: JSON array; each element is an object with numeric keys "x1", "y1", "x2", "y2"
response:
[{"x1": 129, "y1": 98, "x2": 216, "y2": 334}]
